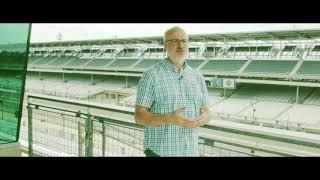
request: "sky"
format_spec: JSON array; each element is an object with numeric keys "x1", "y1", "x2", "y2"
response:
[{"x1": 30, "y1": 23, "x2": 320, "y2": 43}]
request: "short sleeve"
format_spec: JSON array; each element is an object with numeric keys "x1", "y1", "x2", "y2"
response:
[{"x1": 135, "y1": 71, "x2": 155, "y2": 108}]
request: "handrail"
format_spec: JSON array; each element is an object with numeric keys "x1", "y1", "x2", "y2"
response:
[{"x1": 26, "y1": 93, "x2": 320, "y2": 156}]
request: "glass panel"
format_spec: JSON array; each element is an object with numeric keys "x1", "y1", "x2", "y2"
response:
[{"x1": 0, "y1": 23, "x2": 31, "y2": 144}]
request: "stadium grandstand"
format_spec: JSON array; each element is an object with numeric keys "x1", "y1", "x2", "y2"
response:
[{"x1": 2, "y1": 28, "x2": 320, "y2": 157}]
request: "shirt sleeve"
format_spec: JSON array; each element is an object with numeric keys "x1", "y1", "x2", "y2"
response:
[
  {"x1": 135, "y1": 71, "x2": 155, "y2": 108},
  {"x1": 199, "y1": 74, "x2": 209, "y2": 107}
]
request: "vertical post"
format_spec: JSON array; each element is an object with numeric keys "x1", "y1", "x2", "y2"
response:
[
  {"x1": 125, "y1": 76, "x2": 128, "y2": 88},
  {"x1": 91, "y1": 74, "x2": 93, "y2": 86},
  {"x1": 296, "y1": 86, "x2": 299, "y2": 104},
  {"x1": 102, "y1": 122, "x2": 106, "y2": 157},
  {"x1": 85, "y1": 112, "x2": 93, "y2": 157},
  {"x1": 78, "y1": 122, "x2": 83, "y2": 157},
  {"x1": 116, "y1": 94, "x2": 119, "y2": 105},
  {"x1": 0, "y1": 100, "x2": 3, "y2": 120},
  {"x1": 27, "y1": 103, "x2": 33, "y2": 157}
]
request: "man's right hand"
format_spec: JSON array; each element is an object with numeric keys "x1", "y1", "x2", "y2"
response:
[{"x1": 166, "y1": 107, "x2": 199, "y2": 128}]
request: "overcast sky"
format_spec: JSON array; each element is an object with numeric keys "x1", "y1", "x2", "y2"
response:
[{"x1": 30, "y1": 23, "x2": 320, "y2": 43}]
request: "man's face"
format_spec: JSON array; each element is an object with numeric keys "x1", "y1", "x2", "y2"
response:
[{"x1": 164, "y1": 29, "x2": 189, "y2": 61}]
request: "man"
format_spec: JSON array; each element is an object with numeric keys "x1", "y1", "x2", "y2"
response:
[{"x1": 134, "y1": 26, "x2": 212, "y2": 157}]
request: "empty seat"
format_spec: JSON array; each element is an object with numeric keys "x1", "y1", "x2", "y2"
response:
[
  {"x1": 186, "y1": 59, "x2": 205, "y2": 69},
  {"x1": 244, "y1": 60, "x2": 297, "y2": 74},
  {"x1": 133, "y1": 59, "x2": 160, "y2": 70},
  {"x1": 201, "y1": 60, "x2": 246, "y2": 72},
  {"x1": 84, "y1": 58, "x2": 114, "y2": 70},
  {"x1": 297, "y1": 61, "x2": 320, "y2": 75}
]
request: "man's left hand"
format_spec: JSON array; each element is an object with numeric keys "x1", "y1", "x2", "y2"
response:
[{"x1": 193, "y1": 107, "x2": 213, "y2": 127}]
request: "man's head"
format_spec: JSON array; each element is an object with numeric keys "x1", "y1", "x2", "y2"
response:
[{"x1": 164, "y1": 26, "x2": 189, "y2": 63}]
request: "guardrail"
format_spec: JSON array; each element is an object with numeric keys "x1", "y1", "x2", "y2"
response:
[{"x1": 25, "y1": 93, "x2": 320, "y2": 157}]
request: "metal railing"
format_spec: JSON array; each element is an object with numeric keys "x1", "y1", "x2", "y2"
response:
[{"x1": 25, "y1": 93, "x2": 320, "y2": 157}]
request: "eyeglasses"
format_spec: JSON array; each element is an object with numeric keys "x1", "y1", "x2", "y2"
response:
[{"x1": 165, "y1": 39, "x2": 188, "y2": 44}]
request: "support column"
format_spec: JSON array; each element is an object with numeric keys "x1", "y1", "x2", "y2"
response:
[
  {"x1": 102, "y1": 122, "x2": 106, "y2": 157},
  {"x1": 296, "y1": 86, "x2": 300, "y2": 104},
  {"x1": 78, "y1": 122, "x2": 83, "y2": 157},
  {"x1": 126, "y1": 76, "x2": 128, "y2": 88},
  {"x1": 27, "y1": 103, "x2": 33, "y2": 157},
  {"x1": 85, "y1": 112, "x2": 93, "y2": 157}
]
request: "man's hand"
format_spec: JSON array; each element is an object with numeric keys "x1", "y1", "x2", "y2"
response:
[
  {"x1": 193, "y1": 107, "x2": 213, "y2": 127},
  {"x1": 167, "y1": 107, "x2": 199, "y2": 128}
]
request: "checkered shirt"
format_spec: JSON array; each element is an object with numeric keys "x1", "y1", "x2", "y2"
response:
[{"x1": 136, "y1": 58, "x2": 209, "y2": 156}]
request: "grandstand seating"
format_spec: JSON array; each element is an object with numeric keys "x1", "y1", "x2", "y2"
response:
[
  {"x1": 106, "y1": 58, "x2": 139, "y2": 70},
  {"x1": 45, "y1": 56, "x2": 76, "y2": 68},
  {"x1": 142, "y1": 48, "x2": 164, "y2": 58},
  {"x1": 243, "y1": 60, "x2": 297, "y2": 74},
  {"x1": 230, "y1": 84, "x2": 312, "y2": 103},
  {"x1": 186, "y1": 59, "x2": 205, "y2": 69},
  {"x1": 280, "y1": 46, "x2": 297, "y2": 59},
  {"x1": 25, "y1": 32, "x2": 320, "y2": 135},
  {"x1": 64, "y1": 58, "x2": 90, "y2": 69},
  {"x1": 303, "y1": 88, "x2": 320, "y2": 105},
  {"x1": 305, "y1": 45, "x2": 320, "y2": 60},
  {"x1": 118, "y1": 48, "x2": 138, "y2": 57},
  {"x1": 28, "y1": 56, "x2": 41, "y2": 65},
  {"x1": 203, "y1": 47, "x2": 221, "y2": 58},
  {"x1": 201, "y1": 59, "x2": 246, "y2": 73},
  {"x1": 132, "y1": 58, "x2": 160, "y2": 70},
  {"x1": 31, "y1": 56, "x2": 59, "y2": 68},
  {"x1": 296, "y1": 61, "x2": 320, "y2": 75},
  {"x1": 84, "y1": 58, "x2": 114, "y2": 70}
]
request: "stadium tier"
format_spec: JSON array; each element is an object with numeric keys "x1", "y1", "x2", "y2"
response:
[
  {"x1": 297, "y1": 61, "x2": 320, "y2": 75},
  {"x1": 201, "y1": 59, "x2": 246, "y2": 73},
  {"x1": 185, "y1": 59, "x2": 206, "y2": 69},
  {"x1": 15, "y1": 29, "x2": 320, "y2": 156},
  {"x1": 84, "y1": 58, "x2": 114, "y2": 70},
  {"x1": 105, "y1": 58, "x2": 140, "y2": 70},
  {"x1": 132, "y1": 58, "x2": 161, "y2": 70},
  {"x1": 244, "y1": 60, "x2": 297, "y2": 74}
]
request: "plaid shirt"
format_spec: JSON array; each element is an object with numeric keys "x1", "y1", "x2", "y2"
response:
[{"x1": 136, "y1": 58, "x2": 209, "y2": 156}]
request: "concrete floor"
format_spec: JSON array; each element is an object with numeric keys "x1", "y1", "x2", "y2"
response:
[{"x1": 0, "y1": 142, "x2": 26, "y2": 157}]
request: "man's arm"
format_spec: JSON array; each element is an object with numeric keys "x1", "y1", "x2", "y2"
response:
[
  {"x1": 194, "y1": 73, "x2": 213, "y2": 127},
  {"x1": 134, "y1": 105, "x2": 199, "y2": 128},
  {"x1": 134, "y1": 105, "x2": 169, "y2": 126}
]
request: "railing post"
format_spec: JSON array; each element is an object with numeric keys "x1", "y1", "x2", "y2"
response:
[
  {"x1": 102, "y1": 122, "x2": 106, "y2": 157},
  {"x1": 27, "y1": 103, "x2": 33, "y2": 157},
  {"x1": 78, "y1": 122, "x2": 83, "y2": 157},
  {"x1": 85, "y1": 111, "x2": 93, "y2": 157}
]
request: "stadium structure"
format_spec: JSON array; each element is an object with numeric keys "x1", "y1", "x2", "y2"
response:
[{"x1": 2, "y1": 28, "x2": 320, "y2": 157}]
